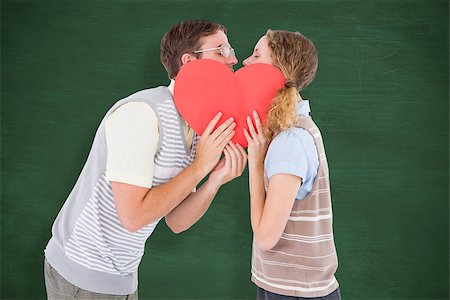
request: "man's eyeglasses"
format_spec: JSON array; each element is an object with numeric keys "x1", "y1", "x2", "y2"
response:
[{"x1": 193, "y1": 45, "x2": 236, "y2": 58}]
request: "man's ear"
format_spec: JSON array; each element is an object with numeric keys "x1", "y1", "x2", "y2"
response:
[{"x1": 181, "y1": 53, "x2": 194, "y2": 66}]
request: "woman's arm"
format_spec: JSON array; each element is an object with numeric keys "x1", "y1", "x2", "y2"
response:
[
  {"x1": 252, "y1": 173, "x2": 301, "y2": 250},
  {"x1": 244, "y1": 111, "x2": 302, "y2": 251}
]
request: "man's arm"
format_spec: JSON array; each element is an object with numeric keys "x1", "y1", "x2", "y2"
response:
[
  {"x1": 164, "y1": 141, "x2": 247, "y2": 233},
  {"x1": 112, "y1": 113, "x2": 236, "y2": 232}
]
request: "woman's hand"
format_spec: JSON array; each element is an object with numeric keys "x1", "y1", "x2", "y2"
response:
[{"x1": 243, "y1": 111, "x2": 269, "y2": 166}]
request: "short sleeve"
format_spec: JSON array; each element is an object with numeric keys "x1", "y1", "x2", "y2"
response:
[
  {"x1": 105, "y1": 102, "x2": 159, "y2": 188},
  {"x1": 264, "y1": 130, "x2": 308, "y2": 181}
]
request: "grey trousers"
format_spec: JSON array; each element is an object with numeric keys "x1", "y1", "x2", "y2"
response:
[
  {"x1": 257, "y1": 287, "x2": 341, "y2": 300},
  {"x1": 44, "y1": 259, "x2": 138, "y2": 300}
]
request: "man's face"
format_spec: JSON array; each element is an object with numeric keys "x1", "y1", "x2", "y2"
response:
[{"x1": 195, "y1": 30, "x2": 238, "y2": 70}]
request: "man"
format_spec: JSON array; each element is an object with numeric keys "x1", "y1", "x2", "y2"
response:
[{"x1": 44, "y1": 20, "x2": 247, "y2": 299}]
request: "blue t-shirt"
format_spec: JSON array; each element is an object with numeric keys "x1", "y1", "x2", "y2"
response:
[{"x1": 264, "y1": 100, "x2": 319, "y2": 200}]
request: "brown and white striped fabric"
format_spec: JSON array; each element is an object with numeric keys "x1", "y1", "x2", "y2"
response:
[{"x1": 251, "y1": 116, "x2": 339, "y2": 298}]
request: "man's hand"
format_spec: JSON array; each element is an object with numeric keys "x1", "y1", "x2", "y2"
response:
[
  {"x1": 192, "y1": 112, "x2": 236, "y2": 175},
  {"x1": 162, "y1": 114, "x2": 242, "y2": 234},
  {"x1": 208, "y1": 141, "x2": 247, "y2": 186}
]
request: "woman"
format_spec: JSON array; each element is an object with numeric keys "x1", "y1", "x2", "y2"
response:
[{"x1": 243, "y1": 30, "x2": 340, "y2": 300}]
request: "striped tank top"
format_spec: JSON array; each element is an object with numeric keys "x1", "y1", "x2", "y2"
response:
[
  {"x1": 45, "y1": 86, "x2": 199, "y2": 295},
  {"x1": 251, "y1": 116, "x2": 339, "y2": 298}
]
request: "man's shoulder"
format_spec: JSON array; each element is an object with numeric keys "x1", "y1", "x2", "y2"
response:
[
  {"x1": 120, "y1": 86, "x2": 171, "y2": 103},
  {"x1": 108, "y1": 86, "x2": 172, "y2": 114}
]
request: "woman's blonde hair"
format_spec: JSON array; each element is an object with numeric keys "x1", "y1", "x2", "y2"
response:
[{"x1": 265, "y1": 30, "x2": 318, "y2": 140}]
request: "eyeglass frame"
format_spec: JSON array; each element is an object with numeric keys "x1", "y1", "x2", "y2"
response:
[{"x1": 193, "y1": 45, "x2": 236, "y2": 58}]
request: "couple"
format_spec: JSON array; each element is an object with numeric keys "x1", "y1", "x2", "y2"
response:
[{"x1": 44, "y1": 20, "x2": 340, "y2": 300}]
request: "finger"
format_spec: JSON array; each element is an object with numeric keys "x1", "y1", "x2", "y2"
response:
[
  {"x1": 215, "y1": 157, "x2": 226, "y2": 170},
  {"x1": 223, "y1": 147, "x2": 232, "y2": 171},
  {"x1": 230, "y1": 142, "x2": 244, "y2": 173},
  {"x1": 226, "y1": 145, "x2": 237, "y2": 175},
  {"x1": 243, "y1": 128, "x2": 252, "y2": 144},
  {"x1": 215, "y1": 121, "x2": 237, "y2": 146},
  {"x1": 202, "y1": 112, "x2": 223, "y2": 137},
  {"x1": 247, "y1": 116, "x2": 257, "y2": 139},
  {"x1": 227, "y1": 141, "x2": 239, "y2": 176},
  {"x1": 242, "y1": 151, "x2": 248, "y2": 171},
  {"x1": 213, "y1": 120, "x2": 236, "y2": 148},
  {"x1": 228, "y1": 143, "x2": 240, "y2": 175},
  {"x1": 217, "y1": 130, "x2": 236, "y2": 150},
  {"x1": 253, "y1": 111, "x2": 264, "y2": 135},
  {"x1": 235, "y1": 143, "x2": 248, "y2": 172},
  {"x1": 235, "y1": 142, "x2": 246, "y2": 155},
  {"x1": 210, "y1": 118, "x2": 235, "y2": 141}
]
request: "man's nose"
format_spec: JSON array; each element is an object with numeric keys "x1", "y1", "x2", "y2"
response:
[
  {"x1": 227, "y1": 55, "x2": 238, "y2": 67},
  {"x1": 243, "y1": 58, "x2": 250, "y2": 66}
]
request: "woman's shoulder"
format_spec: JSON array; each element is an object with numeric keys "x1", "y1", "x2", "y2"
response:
[{"x1": 272, "y1": 126, "x2": 314, "y2": 146}]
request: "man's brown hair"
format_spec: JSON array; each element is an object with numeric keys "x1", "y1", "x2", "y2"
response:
[{"x1": 160, "y1": 20, "x2": 227, "y2": 79}]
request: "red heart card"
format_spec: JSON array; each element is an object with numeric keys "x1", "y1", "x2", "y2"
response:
[{"x1": 174, "y1": 59, "x2": 285, "y2": 147}]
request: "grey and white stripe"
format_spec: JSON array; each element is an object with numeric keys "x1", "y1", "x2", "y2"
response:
[
  {"x1": 65, "y1": 174, "x2": 159, "y2": 275},
  {"x1": 252, "y1": 116, "x2": 339, "y2": 298},
  {"x1": 64, "y1": 94, "x2": 198, "y2": 277}
]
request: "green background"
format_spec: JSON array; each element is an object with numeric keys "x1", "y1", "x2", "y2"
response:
[{"x1": 1, "y1": 0, "x2": 448, "y2": 299}]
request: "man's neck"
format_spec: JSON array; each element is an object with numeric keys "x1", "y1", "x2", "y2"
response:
[{"x1": 168, "y1": 79, "x2": 175, "y2": 96}]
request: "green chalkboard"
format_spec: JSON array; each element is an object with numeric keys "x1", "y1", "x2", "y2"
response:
[{"x1": 1, "y1": 0, "x2": 448, "y2": 299}]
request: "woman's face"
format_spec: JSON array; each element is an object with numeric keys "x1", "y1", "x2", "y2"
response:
[{"x1": 243, "y1": 35, "x2": 273, "y2": 66}]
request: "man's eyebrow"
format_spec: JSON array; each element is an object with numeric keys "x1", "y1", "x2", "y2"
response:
[{"x1": 254, "y1": 48, "x2": 260, "y2": 53}]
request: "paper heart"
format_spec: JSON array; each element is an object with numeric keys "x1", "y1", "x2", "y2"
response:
[{"x1": 174, "y1": 59, "x2": 285, "y2": 147}]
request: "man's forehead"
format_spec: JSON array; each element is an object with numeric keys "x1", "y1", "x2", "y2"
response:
[{"x1": 200, "y1": 31, "x2": 229, "y2": 47}]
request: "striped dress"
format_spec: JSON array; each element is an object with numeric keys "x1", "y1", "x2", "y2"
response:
[
  {"x1": 45, "y1": 87, "x2": 199, "y2": 295},
  {"x1": 251, "y1": 116, "x2": 339, "y2": 298}
]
